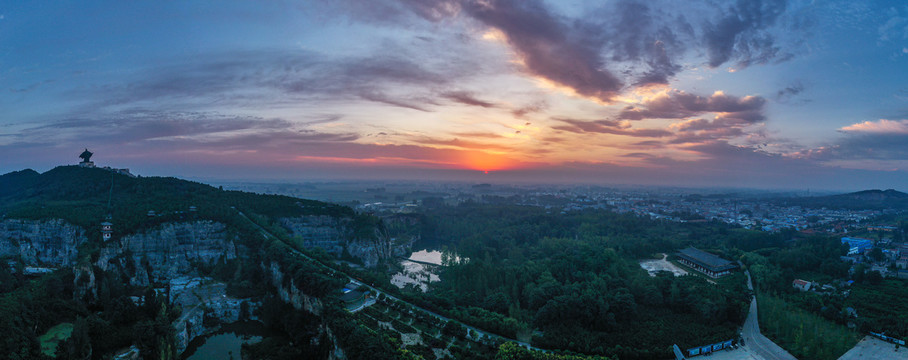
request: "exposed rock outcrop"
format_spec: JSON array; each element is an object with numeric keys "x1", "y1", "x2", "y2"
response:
[
  {"x1": 346, "y1": 236, "x2": 415, "y2": 267},
  {"x1": 267, "y1": 261, "x2": 324, "y2": 314},
  {"x1": 280, "y1": 216, "x2": 416, "y2": 267},
  {"x1": 0, "y1": 218, "x2": 87, "y2": 266},
  {"x1": 73, "y1": 263, "x2": 97, "y2": 301},
  {"x1": 280, "y1": 215, "x2": 348, "y2": 254},
  {"x1": 96, "y1": 221, "x2": 236, "y2": 286}
]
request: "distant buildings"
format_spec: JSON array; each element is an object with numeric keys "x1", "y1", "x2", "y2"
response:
[
  {"x1": 676, "y1": 247, "x2": 737, "y2": 278},
  {"x1": 867, "y1": 225, "x2": 897, "y2": 232},
  {"x1": 792, "y1": 279, "x2": 812, "y2": 291},
  {"x1": 841, "y1": 237, "x2": 873, "y2": 255}
]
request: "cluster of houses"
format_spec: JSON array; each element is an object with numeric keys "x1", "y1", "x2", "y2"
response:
[{"x1": 839, "y1": 235, "x2": 908, "y2": 279}]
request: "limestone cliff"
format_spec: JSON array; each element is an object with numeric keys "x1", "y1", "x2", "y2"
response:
[
  {"x1": 266, "y1": 261, "x2": 324, "y2": 314},
  {"x1": 0, "y1": 218, "x2": 87, "y2": 266},
  {"x1": 96, "y1": 221, "x2": 236, "y2": 286},
  {"x1": 279, "y1": 215, "x2": 348, "y2": 254},
  {"x1": 280, "y1": 215, "x2": 416, "y2": 267}
]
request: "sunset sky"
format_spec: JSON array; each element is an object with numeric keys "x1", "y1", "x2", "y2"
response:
[{"x1": 2, "y1": 0, "x2": 908, "y2": 190}]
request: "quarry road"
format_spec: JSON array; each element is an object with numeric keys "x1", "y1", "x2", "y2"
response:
[
  {"x1": 742, "y1": 269, "x2": 798, "y2": 360},
  {"x1": 234, "y1": 209, "x2": 545, "y2": 353}
]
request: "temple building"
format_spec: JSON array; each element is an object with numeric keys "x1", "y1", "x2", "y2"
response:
[
  {"x1": 79, "y1": 148, "x2": 95, "y2": 168},
  {"x1": 676, "y1": 247, "x2": 737, "y2": 278},
  {"x1": 76, "y1": 148, "x2": 137, "y2": 178}
]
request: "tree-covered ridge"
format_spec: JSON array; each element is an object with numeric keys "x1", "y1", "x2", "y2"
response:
[
  {"x1": 407, "y1": 203, "x2": 752, "y2": 359},
  {"x1": 0, "y1": 166, "x2": 354, "y2": 238},
  {"x1": 773, "y1": 188, "x2": 908, "y2": 210}
]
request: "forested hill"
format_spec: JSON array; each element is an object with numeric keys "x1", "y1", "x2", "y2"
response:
[
  {"x1": 775, "y1": 189, "x2": 908, "y2": 210},
  {"x1": 0, "y1": 166, "x2": 353, "y2": 236}
]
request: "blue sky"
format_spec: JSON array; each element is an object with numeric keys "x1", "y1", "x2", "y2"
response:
[{"x1": 2, "y1": 0, "x2": 908, "y2": 190}]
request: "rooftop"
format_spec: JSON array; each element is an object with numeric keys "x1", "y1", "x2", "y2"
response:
[
  {"x1": 339, "y1": 290, "x2": 365, "y2": 303},
  {"x1": 677, "y1": 247, "x2": 735, "y2": 270}
]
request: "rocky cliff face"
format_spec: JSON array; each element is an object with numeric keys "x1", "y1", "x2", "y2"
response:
[
  {"x1": 346, "y1": 236, "x2": 415, "y2": 267},
  {"x1": 96, "y1": 221, "x2": 236, "y2": 286},
  {"x1": 267, "y1": 261, "x2": 324, "y2": 314},
  {"x1": 280, "y1": 215, "x2": 348, "y2": 254},
  {"x1": 0, "y1": 218, "x2": 87, "y2": 266},
  {"x1": 280, "y1": 216, "x2": 416, "y2": 267}
]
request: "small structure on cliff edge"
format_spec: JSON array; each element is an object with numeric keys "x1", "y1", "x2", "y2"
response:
[
  {"x1": 79, "y1": 148, "x2": 95, "y2": 168},
  {"x1": 101, "y1": 214, "x2": 113, "y2": 241}
]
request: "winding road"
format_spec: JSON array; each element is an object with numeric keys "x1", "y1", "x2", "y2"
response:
[{"x1": 741, "y1": 268, "x2": 797, "y2": 360}]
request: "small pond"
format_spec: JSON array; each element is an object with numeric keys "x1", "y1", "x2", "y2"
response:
[{"x1": 182, "y1": 321, "x2": 267, "y2": 360}]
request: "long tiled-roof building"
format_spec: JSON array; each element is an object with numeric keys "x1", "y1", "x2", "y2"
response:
[{"x1": 677, "y1": 247, "x2": 737, "y2": 278}]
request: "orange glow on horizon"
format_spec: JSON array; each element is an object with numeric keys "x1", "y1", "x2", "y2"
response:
[{"x1": 456, "y1": 150, "x2": 519, "y2": 172}]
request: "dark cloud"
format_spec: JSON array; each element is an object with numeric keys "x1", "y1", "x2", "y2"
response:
[
  {"x1": 22, "y1": 111, "x2": 293, "y2": 145},
  {"x1": 512, "y1": 101, "x2": 548, "y2": 118},
  {"x1": 409, "y1": 136, "x2": 515, "y2": 152},
  {"x1": 451, "y1": 132, "x2": 505, "y2": 139},
  {"x1": 358, "y1": 90, "x2": 435, "y2": 112},
  {"x1": 301, "y1": 114, "x2": 344, "y2": 125},
  {"x1": 601, "y1": 0, "x2": 686, "y2": 85},
  {"x1": 385, "y1": 0, "x2": 807, "y2": 96},
  {"x1": 398, "y1": 0, "x2": 461, "y2": 21},
  {"x1": 797, "y1": 132, "x2": 908, "y2": 162},
  {"x1": 552, "y1": 117, "x2": 673, "y2": 137},
  {"x1": 703, "y1": 0, "x2": 789, "y2": 68},
  {"x1": 775, "y1": 81, "x2": 805, "y2": 102},
  {"x1": 459, "y1": 0, "x2": 623, "y2": 102},
  {"x1": 669, "y1": 125, "x2": 746, "y2": 144},
  {"x1": 76, "y1": 49, "x2": 459, "y2": 113},
  {"x1": 441, "y1": 91, "x2": 497, "y2": 108},
  {"x1": 619, "y1": 90, "x2": 767, "y2": 123}
]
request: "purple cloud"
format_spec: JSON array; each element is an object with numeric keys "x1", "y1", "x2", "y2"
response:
[{"x1": 552, "y1": 117, "x2": 673, "y2": 137}]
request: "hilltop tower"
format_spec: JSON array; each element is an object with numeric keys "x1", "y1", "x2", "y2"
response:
[
  {"x1": 101, "y1": 215, "x2": 113, "y2": 241},
  {"x1": 79, "y1": 148, "x2": 95, "y2": 168}
]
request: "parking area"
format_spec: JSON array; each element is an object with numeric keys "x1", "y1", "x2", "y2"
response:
[{"x1": 838, "y1": 336, "x2": 908, "y2": 360}]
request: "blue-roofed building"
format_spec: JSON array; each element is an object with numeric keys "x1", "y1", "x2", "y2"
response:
[{"x1": 842, "y1": 237, "x2": 873, "y2": 255}]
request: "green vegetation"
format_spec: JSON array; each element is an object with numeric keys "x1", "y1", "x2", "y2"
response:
[
  {"x1": 0, "y1": 269, "x2": 178, "y2": 360},
  {"x1": 0, "y1": 167, "x2": 362, "y2": 359},
  {"x1": 6, "y1": 166, "x2": 907, "y2": 360},
  {"x1": 757, "y1": 293, "x2": 860, "y2": 360},
  {"x1": 39, "y1": 323, "x2": 74, "y2": 356},
  {"x1": 0, "y1": 166, "x2": 354, "y2": 240},
  {"x1": 846, "y1": 279, "x2": 908, "y2": 338},
  {"x1": 495, "y1": 342, "x2": 610, "y2": 360},
  {"x1": 401, "y1": 203, "x2": 752, "y2": 359},
  {"x1": 0, "y1": 271, "x2": 81, "y2": 360}
]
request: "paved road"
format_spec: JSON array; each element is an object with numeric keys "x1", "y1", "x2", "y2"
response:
[
  {"x1": 741, "y1": 269, "x2": 798, "y2": 360},
  {"x1": 235, "y1": 210, "x2": 544, "y2": 352},
  {"x1": 838, "y1": 336, "x2": 908, "y2": 360}
]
